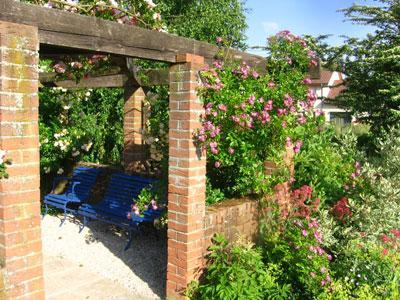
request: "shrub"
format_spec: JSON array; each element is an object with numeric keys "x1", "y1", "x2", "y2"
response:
[
  {"x1": 261, "y1": 186, "x2": 333, "y2": 298},
  {"x1": 331, "y1": 240, "x2": 399, "y2": 295},
  {"x1": 197, "y1": 30, "x2": 324, "y2": 197},
  {"x1": 294, "y1": 128, "x2": 356, "y2": 206},
  {"x1": 188, "y1": 234, "x2": 292, "y2": 300},
  {"x1": 39, "y1": 87, "x2": 124, "y2": 178}
]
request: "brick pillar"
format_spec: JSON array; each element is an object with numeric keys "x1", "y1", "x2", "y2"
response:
[
  {"x1": 0, "y1": 22, "x2": 44, "y2": 299},
  {"x1": 167, "y1": 54, "x2": 206, "y2": 299},
  {"x1": 123, "y1": 85, "x2": 147, "y2": 173}
]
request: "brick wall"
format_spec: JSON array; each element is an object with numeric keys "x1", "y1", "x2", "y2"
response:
[
  {"x1": 0, "y1": 21, "x2": 44, "y2": 299},
  {"x1": 123, "y1": 85, "x2": 147, "y2": 173},
  {"x1": 167, "y1": 54, "x2": 206, "y2": 299},
  {"x1": 204, "y1": 198, "x2": 259, "y2": 249}
]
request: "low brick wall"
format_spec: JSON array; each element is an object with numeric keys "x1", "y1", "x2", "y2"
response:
[{"x1": 204, "y1": 198, "x2": 259, "y2": 251}]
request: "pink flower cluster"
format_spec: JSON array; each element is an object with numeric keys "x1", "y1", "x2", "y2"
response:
[
  {"x1": 286, "y1": 137, "x2": 303, "y2": 154},
  {"x1": 127, "y1": 204, "x2": 140, "y2": 219},
  {"x1": 293, "y1": 217, "x2": 333, "y2": 287},
  {"x1": 201, "y1": 67, "x2": 224, "y2": 91},
  {"x1": 351, "y1": 161, "x2": 362, "y2": 179},
  {"x1": 232, "y1": 62, "x2": 255, "y2": 79},
  {"x1": 273, "y1": 30, "x2": 318, "y2": 65}
]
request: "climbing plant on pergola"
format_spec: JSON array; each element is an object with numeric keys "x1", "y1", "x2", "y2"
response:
[{"x1": 0, "y1": 0, "x2": 270, "y2": 299}]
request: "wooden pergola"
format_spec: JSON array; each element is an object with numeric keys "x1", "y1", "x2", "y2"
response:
[
  {"x1": 0, "y1": 1, "x2": 320, "y2": 299},
  {"x1": 0, "y1": 0, "x2": 269, "y2": 299}
]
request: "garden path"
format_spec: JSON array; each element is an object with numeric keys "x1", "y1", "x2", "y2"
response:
[{"x1": 42, "y1": 214, "x2": 166, "y2": 300}]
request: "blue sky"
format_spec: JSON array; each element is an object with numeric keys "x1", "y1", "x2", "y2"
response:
[{"x1": 245, "y1": 0, "x2": 377, "y2": 55}]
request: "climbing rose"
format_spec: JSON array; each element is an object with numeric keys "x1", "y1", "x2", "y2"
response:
[
  {"x1": 144, "y1": 0, "x2": 156, "y2": 9},
  {"x1": 54, "y1": 62, "x2": 67, "y2": 73},
  {"x1": 218, "y1": 104, "x2": 227, "y2": 111}
]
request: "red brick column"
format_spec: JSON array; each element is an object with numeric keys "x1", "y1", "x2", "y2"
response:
[
  {"x1": 167, "y1": 54, "x2": 206, "y2": 299},
  {"x1": 0, "y1": 22, "x2": 44, "y2": 299},
  {"x1": 123, "y1": 85, "x2": 147, "y2": 173}
]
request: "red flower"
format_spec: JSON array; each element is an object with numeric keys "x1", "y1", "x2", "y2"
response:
[
  {"x1": 332, "y1": 197, "x2": 352, "y2": 221},
  {"x1": 382, "y1": 248, "x2": 389, "y2": 256},
  {"x1": 390, "y1": 229, "x2": 400, "y2": 239},
  {"x1": 381, "y1": 234, "x2": 391, "y2": 243}
]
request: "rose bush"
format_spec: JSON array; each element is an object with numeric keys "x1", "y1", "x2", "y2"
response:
[
  {"x1": 39, "y1": 87, "x2": 124, "y2": 178},
  {"x1": 189, "y1": 30, "x2": 400, "y2": 299},
  {"x1": 197, "y1": 31, "x2": 325, "y2": 197}
]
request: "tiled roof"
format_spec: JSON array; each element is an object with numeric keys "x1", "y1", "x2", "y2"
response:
[
  {"x1": 327, "y1": 80, "x2": 345, "y2": 99},
  {"x1": 310, "y1": 69, "x2": 333, "y2": 85}
]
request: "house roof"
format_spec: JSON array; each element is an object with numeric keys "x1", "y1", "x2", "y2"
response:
[
  {"x1": 327, "y1": 80, "x2": 345, "y2": 99},
  {"x1": 310, "y1": 69, "x2": 334, "y2": 85}
]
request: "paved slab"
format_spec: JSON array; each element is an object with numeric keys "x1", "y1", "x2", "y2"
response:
[{"x1": 44, "y1": 255, "x2": 149, "y2": 300}]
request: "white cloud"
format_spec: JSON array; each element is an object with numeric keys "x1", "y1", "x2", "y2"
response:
[{"x1": 262, "y1": 21, "x2": 280, "y2": 35}]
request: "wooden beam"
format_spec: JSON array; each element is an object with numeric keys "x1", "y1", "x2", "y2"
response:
[
  {"x1": 133, "y1": 69, "x2": 169, "y2": 86},
  {"x1": 39, "y1": 73, "x2": 131, "y2": 88},
  {"x1": 1, "y1": 0, "x2": 266, "y2": 67},
  {"x1": 38, "y1": 69, "x2": 169, "y2": 88}
]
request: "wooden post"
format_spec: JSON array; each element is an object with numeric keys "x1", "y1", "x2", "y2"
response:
[{"x1": 123, "y1": 85, "x2": 147, "y2": 173}]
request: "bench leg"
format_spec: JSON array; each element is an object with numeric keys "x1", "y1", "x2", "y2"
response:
[
  {"x1": 79, "y1": 216, "x2": 88, "y2": 233},
  {"x1": 42, "y1": 204, "x2": 48, "y2": 219},
  {"x1": 59, "y1": 209, "x2": 67, "y2": 227},
  {"x1": 124, "y1": 229, "x2": 134, "y2": 251}
]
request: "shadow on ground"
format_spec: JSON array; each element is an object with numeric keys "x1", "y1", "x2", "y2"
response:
[
  {"x1": 42, "y1": 164, "x2": 167, "y2": 299},
  {"x1": 51, "y1": 214, "x2": 167, "y2": 299}
]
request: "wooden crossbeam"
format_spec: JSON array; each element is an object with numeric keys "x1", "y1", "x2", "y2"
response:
[
  {"x1": 39, "y1": 73, "x2": 131, "y2": 88},
  {"x1": 1, "y1": 0, "x2": 266, "y2": 67}
]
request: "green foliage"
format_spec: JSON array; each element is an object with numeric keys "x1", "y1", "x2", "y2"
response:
[
  {"x1": 188, "y1": 234, "x2": 292, "y2": 300},
  {"x1": 198, "y1": 31, "x2": 324, "y2": 197},
  {"x1": 141, "y1": 87, "x2": 169, "y2": 175},
  {"x1": 331, "y1": 240, "x2": 398, "y2": 295},
  {"x1": 0, "y1": 152, "x2": 12, "y2": 179},
  {"x1": 328, "y1": 0, "x2": 400, "y2": 137},
  {"x1": 260, "y1": 186, "x2": 333, "y2": 298},
  {"x1": 39, "y1": 87, "x2": 124, "y2": 176},
  {"x1": 160, "y1": 0, "x2": 247, "y2": 49},
  {"x1": 133, "y1": 178, "x2": 167, "y2": 212},
  {"x1": 330, "y1": 127, "x2": 400, "y2": 244},
  {"x1": 294, "y1": 128, "x2": 356, "y2": 206},
  {"x1": 24, "y1": 0, "x2": 165, "y2": 30},
  {"x1": 206, "y1": 179, "x2": 225, "y2": 206}
]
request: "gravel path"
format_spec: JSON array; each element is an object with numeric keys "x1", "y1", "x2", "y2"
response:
[{"x1": 42, "y1": 214, "x2": 167, "y2": 299}]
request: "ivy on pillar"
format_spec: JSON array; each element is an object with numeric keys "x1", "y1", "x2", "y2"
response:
[
  {"x1": 123, "y1": 85, "x2": 147, "y2": 173},
  {"x1": 0, "y1": 21, "x2": 45, "y2": 299},
  {"x1": 166, "y1": 54, "x2": 206, "y2": 299}
]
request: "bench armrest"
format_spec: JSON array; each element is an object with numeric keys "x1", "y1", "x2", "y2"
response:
[{"x1": 66, "y1": 181, "x2": 81, "y2": 200}]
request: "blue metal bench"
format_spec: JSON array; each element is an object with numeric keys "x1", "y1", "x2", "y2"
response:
[
  {"x1": 43, "y1": 166, "x2": 102, "y2": 225},
  {"x1": 77, "y1": 172, "x2": 163, "y2": 250}
]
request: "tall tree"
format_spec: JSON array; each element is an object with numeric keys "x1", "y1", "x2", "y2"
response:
[
  {"x1": 334, "y1": 0, "x2": 400, "y2": 135},
  {"x1": 160, "y1": 0, "x2": 248, "y2": 49}
]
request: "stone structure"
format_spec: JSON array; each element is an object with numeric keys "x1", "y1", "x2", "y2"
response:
[
  {"x1": 166, "y1": 54, "x2": 206, "y2": 299},
  {"x1": 204, "y1": 198, "x2": 259, "y2": 248},
  {"x1": 0, "y1": 21, "x2": 45, "y2": 299}
]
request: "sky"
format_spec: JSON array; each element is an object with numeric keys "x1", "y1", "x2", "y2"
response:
[{"x1": 245, "y1": 0, "x2": 378, "y2": 55}]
